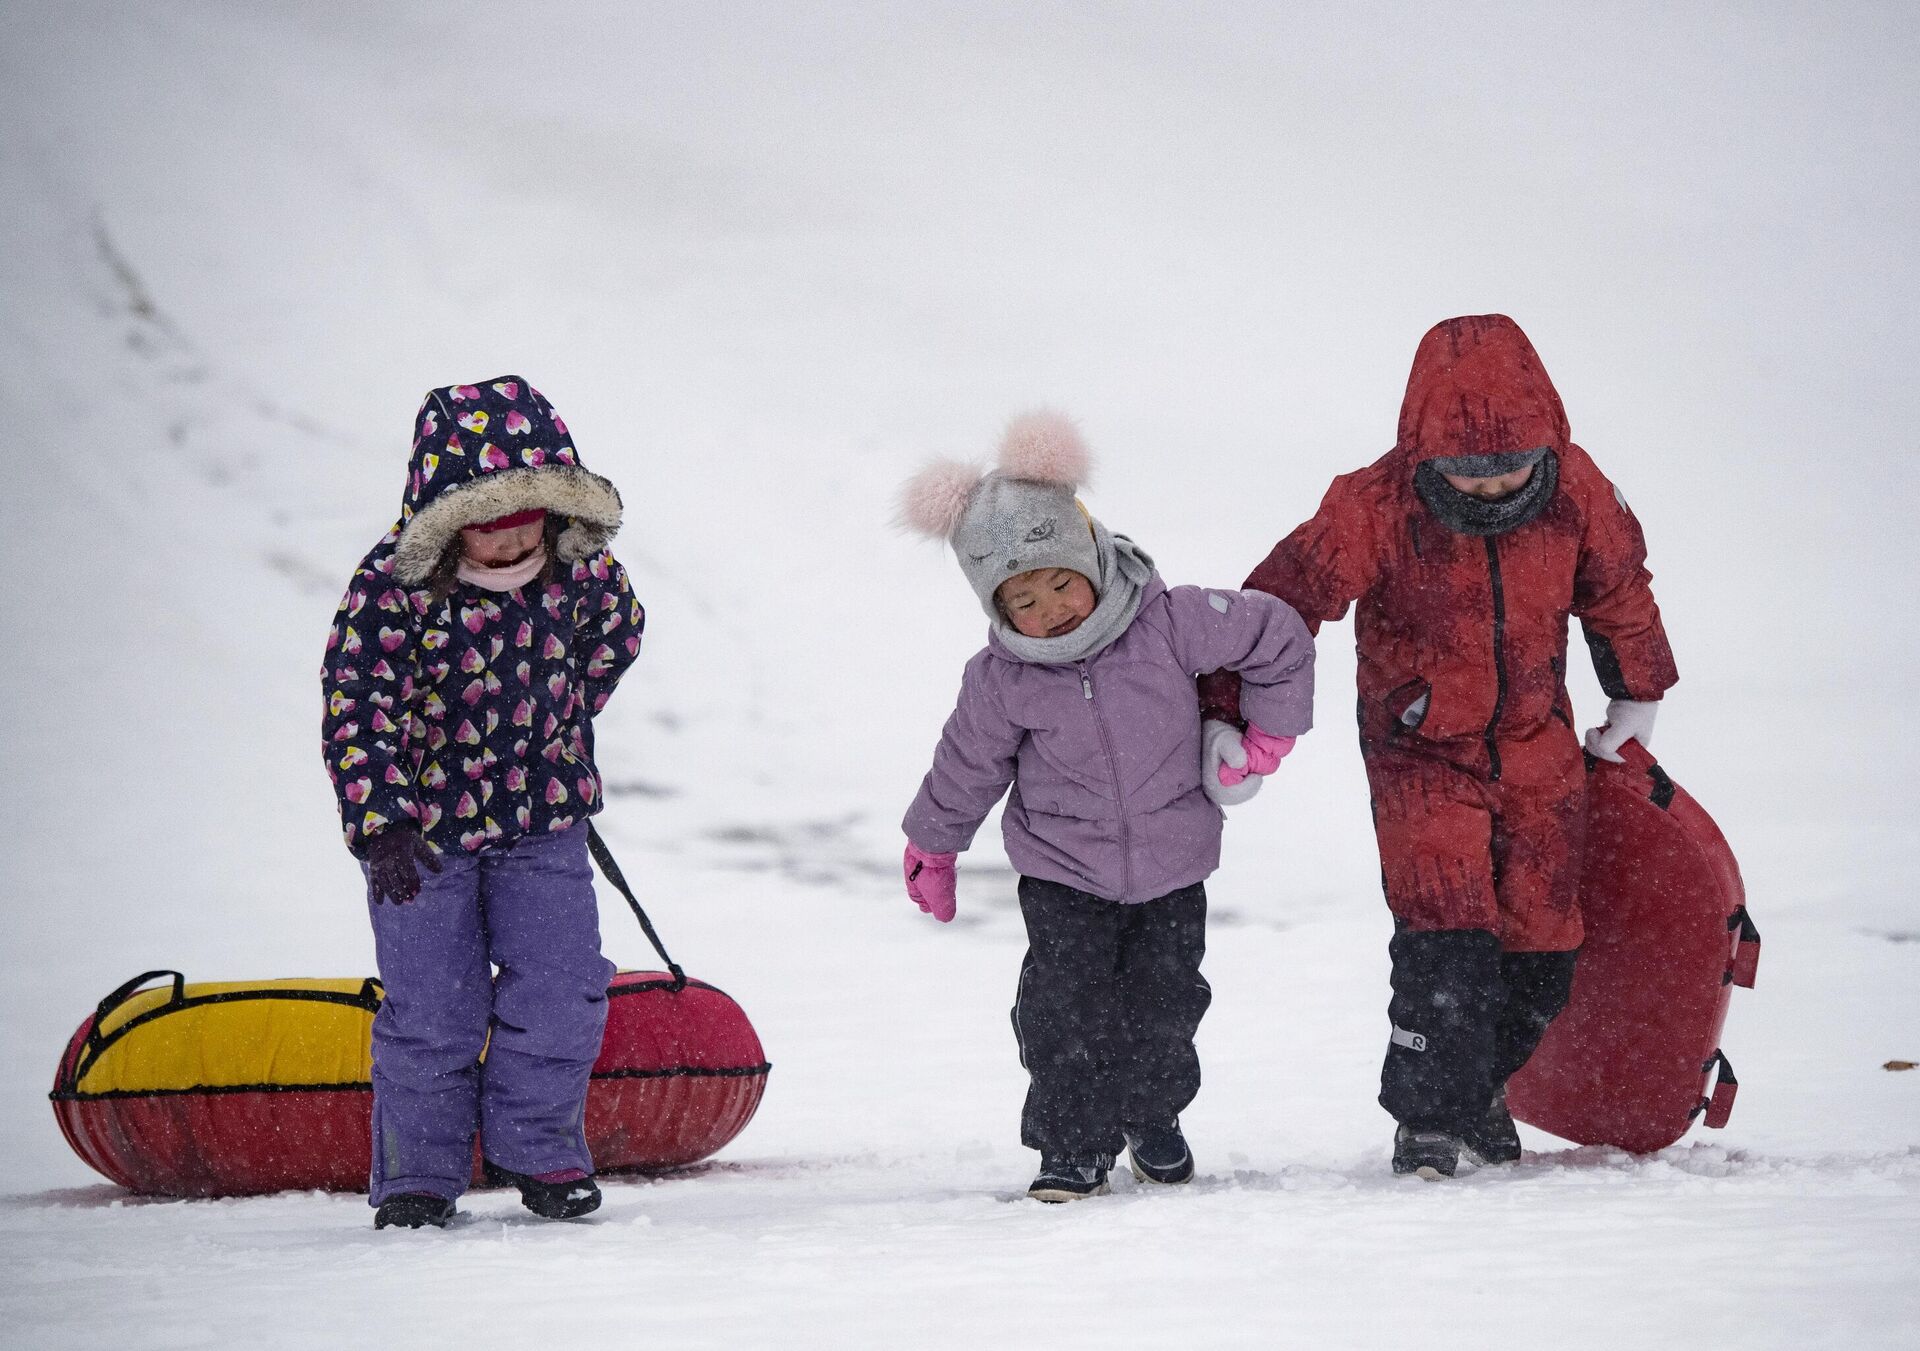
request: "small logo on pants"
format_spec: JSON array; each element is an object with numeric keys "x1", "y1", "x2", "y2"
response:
[{"x1": 1390, "y1": 1024, "x2": 1428, "y2": 1053}]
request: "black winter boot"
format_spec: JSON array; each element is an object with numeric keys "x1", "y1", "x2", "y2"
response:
[
  {"x1": 1462, "y1": 1089, "x2": 1523, "y2": 1165},
  {"x1": 374, "y1": 1192, "x2": 456, "y2": 1229},
  {"x1": 1028, "y1": 1153, "x2": 1113, "y2": 1202},
  {"x1": 1393, "y1": 1125, "x2": 1471, "y2": 1180},
  {"x1": 1123, "y1": 1120, "x2": 1195, "y2": 1185},
  {"x1": 483, "y1": 1161, "x2": 603, "y2": 1219}
]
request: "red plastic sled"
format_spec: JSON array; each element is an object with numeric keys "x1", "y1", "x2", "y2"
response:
[
  {"x1": 1507, "y1": 740, "x2": 1759, "y2": 1153},
  {"x1": 51, "y1": 969, "x2": 770, "y2": 1197}
]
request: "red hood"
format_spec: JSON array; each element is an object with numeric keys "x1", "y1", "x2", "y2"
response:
[{"x1": 1394, "y1": 315, "x2": 1570, "y2": 466}]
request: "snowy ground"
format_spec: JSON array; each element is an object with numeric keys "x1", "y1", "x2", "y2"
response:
[{"x1": 2, "y1": 4, "x2": 1916, "y2": 1347}]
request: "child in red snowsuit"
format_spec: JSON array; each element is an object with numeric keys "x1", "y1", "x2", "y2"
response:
[{"x1": 1203, "y1": 314, "x2": 1677, "y2": 1177}]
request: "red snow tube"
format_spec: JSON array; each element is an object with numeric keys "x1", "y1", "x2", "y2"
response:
[
  {"x1": 51, "y1": 969, "x2": 769, "y2": 1197},
  {"x1": 1507, "y1": 740, "x2": 1759, "y2": 1153}
]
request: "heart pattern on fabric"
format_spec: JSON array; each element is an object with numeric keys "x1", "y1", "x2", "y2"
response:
[{"x1": 322, "y1": 542, "x2": 645, "y2": 854}]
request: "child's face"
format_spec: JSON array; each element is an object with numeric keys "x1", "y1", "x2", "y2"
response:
[
  {"x1": 996, "y1": 568, "x2": 1097, "y2": 639},
  {"x1": 1440, "y1": 463, "x2": 1536, "y2": 500},
  {"x1": 459, "y1": 519, "x2": 545, "y2": 567}
]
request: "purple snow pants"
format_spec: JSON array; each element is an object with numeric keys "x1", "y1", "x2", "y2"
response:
[{"x1": 364, "y1": 823, "x2": 616, "y2": 1205}]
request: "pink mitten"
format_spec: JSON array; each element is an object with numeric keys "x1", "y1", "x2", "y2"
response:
[
  {"x1": 1217, "y1": 724, "x2": 1298, "y2": 786},
  {"x1": 903, "y1": 842, "x2": 959, "y2": 922}
]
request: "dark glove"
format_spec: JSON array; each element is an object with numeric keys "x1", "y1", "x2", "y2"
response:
[{"x1": 366, "y1": 827, "x2": 443, "y2": 904}]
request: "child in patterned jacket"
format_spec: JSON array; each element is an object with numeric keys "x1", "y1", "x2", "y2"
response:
[
  {"x1": 321, "y1": 377, "x2": 643, "y2": 1230},
  {"x1": 898, "y1": 412, "x2": 1315, "y2": 1202}
]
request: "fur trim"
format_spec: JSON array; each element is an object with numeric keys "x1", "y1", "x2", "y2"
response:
[
  {"x1": 897, "y1": 459, "x2": 984, "y2": 539},
  {"x1": 394, "y1": 466, "x2": 622, "y2": 583},
  {"x1": 997, "y1": 410, "x2": 1090, "y2": 490}
]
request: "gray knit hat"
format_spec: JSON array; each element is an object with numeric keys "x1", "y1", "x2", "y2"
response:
[
  {"x1": 951, "y1": 475, "x2": 1101, "y2": 615},
  {"x1": 898, "y1": 411, "x2": 1102, "y2": 619}
]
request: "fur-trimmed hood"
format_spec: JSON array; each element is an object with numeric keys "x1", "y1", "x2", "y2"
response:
[{"x1": 393, "y1": 376, "x2": 622, "y2": 584}]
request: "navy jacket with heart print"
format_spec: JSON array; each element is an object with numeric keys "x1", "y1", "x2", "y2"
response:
[{"x1": 320, "y1": 377, "x2": 642, "y2": 857}]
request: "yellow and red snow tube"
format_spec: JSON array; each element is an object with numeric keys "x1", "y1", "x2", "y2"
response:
[{"x1": 52, "y1": 969, "x2": 769, "y2": 1197}]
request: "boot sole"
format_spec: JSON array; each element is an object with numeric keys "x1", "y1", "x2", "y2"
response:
[
  {"x1": 527, "y1": 1192, "x2": 602, "y2": 1220},
  {"x1": 373, "y1": 1202, "x2": 455, "y2": 1229},
  {"x1": 1400, "y1": 1144, "x2": 1490, "y2": 1181},
  {"x1": 1028, "y1": 1180, "x2": 1111, "y2": 1203},
  {"x1": 1127, "y1": 1154, "x2": 1195, "y2": 1186},
  {"x1": 483, "y1": 1161, "x2": 602, "y2": 1219},
  {"x1": 1465, "y1": 1140, "x2": 1522, "y2": 1166},
  {"x1": 519, "y1": 1181, "x2": 603, "y2": 1220}
]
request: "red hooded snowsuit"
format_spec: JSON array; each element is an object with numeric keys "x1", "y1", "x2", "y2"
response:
[{"x1": 1211, "y1": 315, "x2": 1676, "y2": 951}]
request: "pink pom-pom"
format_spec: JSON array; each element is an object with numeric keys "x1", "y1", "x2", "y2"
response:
[
  {"x1": 897, "y1": 459, "x2": 983, "y2": 539},
  {"x1": 997, "y1": 410, "x2": 1090, "y2": 489}
]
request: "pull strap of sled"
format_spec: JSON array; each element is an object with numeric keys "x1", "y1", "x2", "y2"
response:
[
  {"x1": 1691, "y1": 1050, "x2": 1739, "y2": 1129},
  {"x1": 1726, "y1": 906, "x2": 1761, "y2": 989},
  {"x1": 586, "y1": 823, "x2": 687, "y2": 990}
]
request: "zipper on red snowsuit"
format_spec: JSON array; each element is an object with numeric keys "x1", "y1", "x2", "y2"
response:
[
  {"x1": 1078, "y1": 660, "x2": 1133, "y2": 898},
  {"x1": 1483, "y1": 536, "x2": 1507, "y2": 782}
]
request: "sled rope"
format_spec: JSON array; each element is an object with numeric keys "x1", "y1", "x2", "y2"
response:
[{"x1": 586, "y1": 823, "x2": 687, "y2": 990}]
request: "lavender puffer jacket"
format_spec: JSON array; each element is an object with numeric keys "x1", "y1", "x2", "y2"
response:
[{"x1": 903, "y1": 575, "x2": 1314, "y2": 903}]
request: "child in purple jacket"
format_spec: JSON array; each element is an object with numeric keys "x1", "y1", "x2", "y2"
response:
[{"x1": 898, "y1": 412, "x2": 1315, "y2": 1201}]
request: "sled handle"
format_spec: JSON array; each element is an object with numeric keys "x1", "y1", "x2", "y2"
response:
[
  {"x1": 1610, "y1": 736, "x2": 1654, "y2": 767},
  {"x1": 586, "y1": 823, "x2": 686, "y2": 990},
  {"x1": 1726, "y1": 907, "x2": 1761, "y2": 989},
  {"x1": 91, "y1": 970, "x2": 185, "y2": 1039},
  {"x1": 1691, "y1": 1050, "x2": 1739, "y2": 1129},
  {"x1": 67, "y1": 971, "x2": 188, "y2": 1091},
  {"x1": 1582, "y1": 739, "x2": 1676, "y2": 809}
]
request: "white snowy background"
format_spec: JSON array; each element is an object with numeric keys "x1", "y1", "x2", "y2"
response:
[{"x1": 2, "y1": 2, "x2": 1915, "y2": 1346}]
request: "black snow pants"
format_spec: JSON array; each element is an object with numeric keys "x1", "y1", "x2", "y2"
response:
[
  {"x1": 1378, "y1": 927, "x2": 1578, "y2": 1136},
  {"x1": 1011, "y1": 876, "x2": 1211, "y2": 1157}
]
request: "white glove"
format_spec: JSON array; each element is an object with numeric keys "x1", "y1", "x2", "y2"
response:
[
  {"x1": 1584, "y1": 699, "x2": 1659, "y2": 763},
  {"x1": 1201, "y1": 719, "x2": 1262, "y2": 806}
]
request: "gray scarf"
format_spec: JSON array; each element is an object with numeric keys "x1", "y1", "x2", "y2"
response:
[
  {"x1": 1413, "y1": 451, "x2": 1560, "y2": 537},
  {"x1": 992, "y1": 520, "x2": 1154, "y2": 666}
]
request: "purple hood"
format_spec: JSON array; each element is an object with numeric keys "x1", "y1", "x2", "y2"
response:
[{"x1": 904, "y1": 575, "x2": 1314, "y2": 903}]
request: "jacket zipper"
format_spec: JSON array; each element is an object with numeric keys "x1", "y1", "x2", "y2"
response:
[
  {"x1": 1483, "y1": 536, "x2": 1507, "y2": 781},
  {"x1": 1078, "y1": 660, "x2": 1132, "y2": 898}
]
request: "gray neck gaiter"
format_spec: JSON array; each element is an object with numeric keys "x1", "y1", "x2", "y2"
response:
[
  {"x1": 992, "y1": 519, "x2": 1154, "y2": 666},
  {"x1": 1414, "y1": 450, "x2": 1560, "y2": 537}
]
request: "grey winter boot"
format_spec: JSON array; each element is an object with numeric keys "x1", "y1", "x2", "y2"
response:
[
  {"x1": 374, "y1": 1193, "x2": 456, "y2": 1229},
  {"x1": 483, "y1": 1161, "x2": 603, "y2": 1219},
  {"x1": 1393, "y1": 1124, "x2": 1474, "y2": 1180},
  {"x1": 1461, "y1": 1089, "x2": 1523, "y2": 1165},
  {"x1": 1123, "y1": 1120, "x2": 1195, "y2": 1185},
  {"x1": 1028, "y1": 1153, "x2": 1113, "y2": 1202}
]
